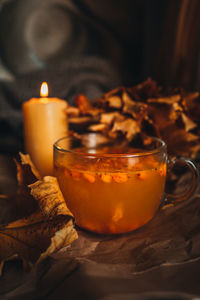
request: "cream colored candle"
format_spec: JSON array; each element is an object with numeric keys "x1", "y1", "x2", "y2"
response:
[{"x1": 23, "y1": 82, "x2": 68, "y2": 177}]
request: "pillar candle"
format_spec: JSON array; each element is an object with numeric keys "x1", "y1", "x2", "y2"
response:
[{"x1": 23, "y1": 82, "x2": 68, "y2": 177}]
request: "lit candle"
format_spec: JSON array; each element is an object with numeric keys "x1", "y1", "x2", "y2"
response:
[{"x1": 23, "y1": 82, "x2": 68, "y2": 176}]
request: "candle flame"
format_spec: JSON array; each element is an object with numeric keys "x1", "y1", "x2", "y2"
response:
[{"x1": 40, "y1": 82, "x2": 48, "y2": 97}]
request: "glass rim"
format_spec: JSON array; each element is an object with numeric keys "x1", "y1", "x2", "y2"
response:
[{"x1": 53, "y1": 135, "x2": 167, "y2": 158}]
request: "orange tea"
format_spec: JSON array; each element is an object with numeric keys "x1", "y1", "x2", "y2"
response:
[{"x1": 54, "y1": 137, "x2": 167, "y2": 234}]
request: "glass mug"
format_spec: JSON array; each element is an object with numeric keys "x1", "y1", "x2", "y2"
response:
[{"x1": 54, "y1": 134, "x2": 199, "y2": 234}]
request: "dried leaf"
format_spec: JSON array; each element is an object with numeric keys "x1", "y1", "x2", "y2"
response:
[
  {"x1": 110, "y1": 118, "x2": 140, "y2": 141},
  {"x1": 88, "y1": 123, "x2": 108, "y2": 132},
  {"x1": 0, "y1": 156, "x2": 78, "y2": 274},
  {"x1": 75, "y1": 94, "x2": 102, "y2": 116},
  {"x1": 68, "y1": 114, "x2": 100, "y2": 134},
  {"x1": 71, "y1": 79, "x2": 200, "y2": 158},
  {"x1": 181, "y1": 113, "x2": 197, "y2": 132},
  {"x1": 100, "y1": 112, "x2": 124, "y2": 125},
  {"x1": 182, "y1": 92, "x2": 200, "y2": 121},
  {"x1": 106, "y1": 95, "x2": 122, "y2": 109},
  {"x1": 148, "y1": 103, "x2": 175, "y2": 133},
  {"x1": 66, "y1": 105, "x2": 80, "y2": 117},
  {"x1": 14, "y1": 153, "x2": 40, "y2": 218},
  {"x1": 75, "y1": 94, "x2": 93, "y2": 114},
  {"x1": 0, "y1": 176, "x2": 78, "y2": 271},
  {"x1": 29, "y1": 176, "x2": 73, "y2": 218},
  {"x1": 97, "y1": 90, "x2": 123, "y2": 109},
  {"x1": 147, "y1": 94, "x2": 181, "y2": 104},
  {"x1": 127, "y1": 78, "x2": 161, "y2": 100},
  {"x1": 122, "y1": 92, "x2": 148, "y2": 123},
  {"x1": 104, "y1": 86, "x2": 123, "y2": 98},
  {"x1": 68, "y1": 116, "x2": 94, "y2": 124},
  {"x1": 164, "y1": 129, "x2": 200, "y2": 157},
  {"x1": 0, "y1": 211, "x2": 76, "y2": 268},
  {"x1": 16, "y1": 153, "x2": 40, "y2": 187}
]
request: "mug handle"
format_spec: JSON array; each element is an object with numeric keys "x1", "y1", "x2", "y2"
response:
[{"x1": 162, "y1": 157, "x2": 199, "y2": 206}]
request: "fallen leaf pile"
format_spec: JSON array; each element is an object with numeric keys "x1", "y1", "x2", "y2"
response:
[
  {"x1": 66, "y1": 78, "x2": 200, "y2": 158},
  {"x1": 0, "y1": 153, "x2": 78, "y2": 275}
]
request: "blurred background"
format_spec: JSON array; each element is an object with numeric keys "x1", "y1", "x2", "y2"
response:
[{"x1": 0, "y1": 0, "x2": 200, "y2": 152}]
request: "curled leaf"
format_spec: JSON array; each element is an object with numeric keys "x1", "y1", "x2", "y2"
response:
[
  {"x1": 88, "y1": 123, "x2": 108, "y2": 132},
  {"x1": 106, "y1": 95, "x2": 122, "y2": 109},
  {"x1": 181, "y1": 113, "x2": 197, "y2": 132},
  {"x1": 19, "y1": 153, "x2": 41, "y2": 179},
  {"x1": 14, "y1": 153, "x2": 40, "y2": 218},
  {"x1": 75, "y1": 94, "x2": 92, "y2": 114},
  {"x1": 75, "y1": 94, "x2": 102, "y2": 116},
  {"x1": 182, "y1": 92, "x2": 200, "y2": 122},
  {"x1": 122, "y1": 93, "x2": 148, "y2": 123},
  {"x1": 0, "y1": 210, "x2": 77, "y2": 270},
  {"x1": 0, "y1": 160, "x2": 78, "y2": 273},
  {"x1": 29, "y1": 176, "x2": 73, "y2": 218},
  {"x1": 110, "y1": 118, "x2": 140, "y2": 141},
  {"x1": 147, "y1": 94, "x2": 181, "y2": 104},
  {"x1": 100, "y1": 112, "x2": 124, "y2": 125}
]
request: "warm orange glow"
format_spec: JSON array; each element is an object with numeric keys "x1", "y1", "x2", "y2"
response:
[{"x1": 40, "y1": 82, "x2": 48, "y2": 97}]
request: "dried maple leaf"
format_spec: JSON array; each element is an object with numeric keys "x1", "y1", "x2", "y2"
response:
[
  {"x1": 147, "y1": 94, "x2": 181, "y2": 105},
  {"x1": 182, "y1": 92, "x2": 200, "y2": 122},
  {"x1": 29, "y1": 176, "x2": 73, "y2": 218},
  {"x1": 148, "y1": 103, "x2": 175, "y2": 134},
  {"x1": 164, "y1": 129, "x2": 200, "y2": 158},
  {"x1": 12, "y1": 153, "x2": 40, "y2": 219},
  {"x1": 127, "y1": 78, "x2": 161, "y2": 101},
  {"x1": 100, "y1": 112, "x2": 124, "y2": 125},
  {"x1": 68, "y1": 116, "x2": 95, "y2": 125},
  {"x1": 110, "y1": 118, "x2": 140, "y2": 141},
  {"x1": 0, "y1": 159, "x2": 78, "y2": 274},
  {"x1": 88, "y1": 123, "x2": 108, "y2": 132},
  {"x1": 180, "y1": 113, "x2": 197, "y2": 132},
  {"x1": 69, "y1": 79, "x2": 200, "y2": 158},
  {"x1": 106, "y1": 95, "x2": 122, "y2": 109},
  {"x1": 75, "y1": 94, "x2": 102, "y2": 116},
  {"x1": 122, "y1": 92, "x2": 148, "y2": 124},
  {"x1": 75, "y1": 94, "x2": 92, "y2": 114},
  {"x1": 104, "y1": 86, "x2": 123, "y2": 98},
  {"x1": 0, "y1": 210, "x2": 76, "y2": 273},
  {"x1": 15, "y1": 153, "x2": 40, "y2": 187},
  {"x1": 97, "y1": 87, "x2": 124, "y2": 110}
]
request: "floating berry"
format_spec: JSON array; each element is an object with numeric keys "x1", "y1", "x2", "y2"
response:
[
  {"x1": 137, "y1": 171, "x2": 147, "y2": 180},
  {"x1": 158, "y1": 164, "x2": 167, "y2": 176},
  {"x1": 100, "y1": 173, "x2": 112, "y2": 183},
  {"x1": 84, "y1": 173, "x2": 96, "y2": 183},
  {"x1": 113, "y1": 173, "x2": 128, "y2": 183}
]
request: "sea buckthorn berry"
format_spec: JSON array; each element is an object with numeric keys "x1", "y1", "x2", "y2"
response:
[
  {"x1": 137, "y1": 171, "x2": 147, "y2": 180},
  {"x1": 158, "y1": 164, "x2": 167, "y2": 177},
  {"x1": 113, "y1": 173, "x2": 128, "y2": 183},
  {"x1": 84, "y1": 173, "x2": 96, "y2": 183},
  {"x1": 71, "y1": 171, "x2": 81, "y2": 180},
  {"x1": 100, "y1": 173, "x2": 112, "y2": 183}
]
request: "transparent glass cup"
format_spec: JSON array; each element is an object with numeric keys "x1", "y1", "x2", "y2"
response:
[{"x1": 54, "y1": 134, "x2": 199, "y2": 234}]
